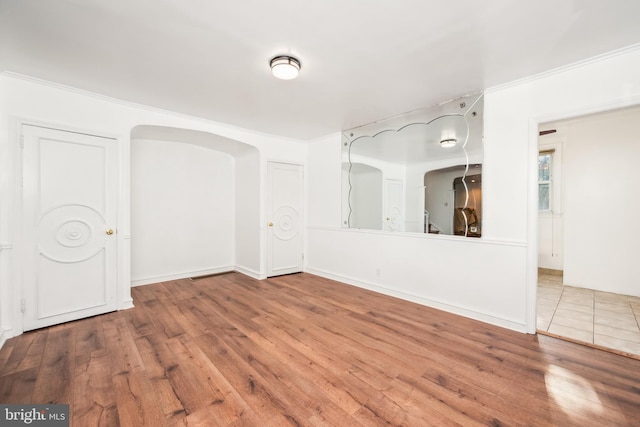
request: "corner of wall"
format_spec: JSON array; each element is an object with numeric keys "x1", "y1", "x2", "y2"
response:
[
  {"x1": 234, "y1": 265, "x2": 265, "y2": 280},
  {"x1": 0, "y1": 328, "x2": 13, "y2": 351}
]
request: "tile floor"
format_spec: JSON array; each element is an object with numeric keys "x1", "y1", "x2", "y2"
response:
[{"x1": 537, "y1": 272, "x2": 640, "y2": 357}]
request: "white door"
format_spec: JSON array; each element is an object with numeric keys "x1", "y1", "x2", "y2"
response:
[
  {"x1": 384, "y1": 179, "x2": 404, "y2": 231},
  {"x1": 21, "y1": 124, "x2": 118, "y2": 331},
  {"x1": 267, "y1": 162, "x2": 303, "y2": 277}
]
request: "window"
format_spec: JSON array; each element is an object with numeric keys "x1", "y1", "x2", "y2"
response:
[{"x1": 538, "y1": 150, "x2": 553, "y2": 211}]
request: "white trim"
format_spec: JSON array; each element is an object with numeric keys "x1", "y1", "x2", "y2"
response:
[
  {"x1": 1, "y1": 72, "x2": 303, "y2": 143},
  {"x1": 117, "y1": 133, "x2": 132, "y2": 311},
  {"x1": 13, "y1": 116, "x2": 122, "y2": 143},
  {"x1": 11, "y1": 117, "x2": 25, "y2": 335},
  {"x1": 234, "y1": 265, "x2": 265, "y2": 280},
  {"x1": 486, "y1": 43, "x2": 640, "y2": 94},
  {"x1": 130, "y1": 266, "x2": 235, "y2": 287},
  {"x1": 305, "y1": 267, "x2": 527, "y2": 333},
  {"x1": 526, "y1": 120, "x2": 540, "y2": 334},
  {"x1": 119, "y1": 298, "x2": 134, "y2": 310},
  {"x1": 306, "y1": 225, "x2": 527, "y2": 247},
  {"x1": 535, "y1": 95, "x2": 640, "y2": 126}
]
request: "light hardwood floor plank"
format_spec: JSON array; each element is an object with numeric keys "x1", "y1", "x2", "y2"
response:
[
  {"x1": 73, "y1": 350, "x2": 119, "y2": 427},
  {"x1": 1, "y1": 272, "x2": 640, "y2": 426},
  {"x1": 31, "y1": 327, "x2": 75, "y2": 405}
]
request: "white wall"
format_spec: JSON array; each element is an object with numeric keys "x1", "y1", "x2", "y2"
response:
[
  {"x1": 309, "y1": 132, "x2": 343, "y2": 228},
  {"x1": 234, "y1": 145, "x2": 261, "y2": 277},
  {"x1": 559, "y1": 108, "x2": 640, "y2": 296},
  {"x1": 130, "y1": 139, "x2": 235, "y2": 285},
  {"x1": 307, "y1": 45, "x2": 640, "y2": 333},
  {"x1": 308, "y1": 227, "x2": 527, "y2": 328},
  {"x1": 307, "y1": 129, "x2": 530, "y2": 331},
  {"x1": 538, "y1": 214, "x2": 564, "y2": 271},
  {"x1": 0, "y1": 74, "x2": 306, "y2": 345},
  {"x1": 129, "y1": 125, "x2": 263, "y2": 280}
]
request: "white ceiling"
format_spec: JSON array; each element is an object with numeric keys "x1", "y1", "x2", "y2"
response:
[{"x1": 1, "y1": 0, "x2": 640, "y2": 140}]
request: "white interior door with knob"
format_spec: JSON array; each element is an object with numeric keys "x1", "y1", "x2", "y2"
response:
[
  {"x1": 384, "y1": 179, "x2": 404, "y2": 231},
  {"x1": 21, "y1": 124, "x2": 118, "y2": 331},
  {"x1": 267, "y1": 162, "x2": 303, "y2": 277}
]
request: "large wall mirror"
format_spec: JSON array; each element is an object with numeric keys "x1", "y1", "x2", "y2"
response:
[{"x1": 342, "y1": 93, "x2": 484, "y2": 237}]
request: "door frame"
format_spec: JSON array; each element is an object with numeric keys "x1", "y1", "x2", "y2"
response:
[
  {"x1": 264, "y1": 160, "x2": 305, "y2": 277},
  {"x1": 537, "y1": 137, "x2": 564, "y2": 272},
  {"x1": 11, "y1": 118, "x2": 132, "y2": 335},
  {"x1": 527, "y1": 99, "x2": 640, "y2": 334}
]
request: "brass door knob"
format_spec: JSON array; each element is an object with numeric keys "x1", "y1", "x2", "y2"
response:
[
  {"x1": 268, "y1": 222, "x2": 274, "y2": 227},
  {"x1": 106, "y1": 229, "x2": 114, "y2": 235}
]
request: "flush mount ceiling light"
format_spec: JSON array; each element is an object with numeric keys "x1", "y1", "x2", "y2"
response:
[
  {"x1": 440, "y1": 138, "x2": 457, "y2": 148},
  {"x1": 270, "y1": 55, "x2": 301, "y2": 80}
]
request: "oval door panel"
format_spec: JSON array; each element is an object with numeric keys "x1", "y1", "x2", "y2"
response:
[
  {"x1": 272, "y1": 205, "x2": 299, "y2": 241},
  {"x1": 39, "y1": 204, "x2": 106, "y2": 263}
]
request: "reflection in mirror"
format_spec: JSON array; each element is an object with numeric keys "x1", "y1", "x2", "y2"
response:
[
  {"x1": 424, "y1": 165, "x2": 482, "y2": 236},
  {"x1": 342, "y1": 93, "x2": 483, "y2": 237},
  {"x1": 344, "y1": 162, "x2": 383, "y2": 229}
]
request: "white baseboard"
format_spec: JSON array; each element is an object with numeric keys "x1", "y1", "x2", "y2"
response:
[
  {"x1": 119, "y1": 298, "x2": 135, "y2": 310},
  {"x1": 305, "y1": 267, "x2": 528, "y2": 334},
  {"x1": 0, "y1": 328, "x2": 13, "y2": 351},
  {"x1": 130, "y1": 266, "x2": 235, "y2": 287},
  {"x1": 234, "y1": 265, "x2": 265, "y2": 280}
]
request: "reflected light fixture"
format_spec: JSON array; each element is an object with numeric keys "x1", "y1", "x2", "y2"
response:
[
  {"x1": 440, "y1": 138, "x2": 457, "y2": 148},
  {"x1": 270, "y1": 55, "x2": 301, "y2": 80}
]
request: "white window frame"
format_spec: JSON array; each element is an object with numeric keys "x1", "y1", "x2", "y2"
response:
[
  {"x1": 538, "y1": 150, "x2": 554, "y2": 212},
  {"x1": 538, "y1": 139, "x2": 563, "y2": 216}
]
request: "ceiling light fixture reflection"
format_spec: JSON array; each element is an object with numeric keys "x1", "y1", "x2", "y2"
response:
[
  {"x1": 270, "y1": 55, "x2": 301, "y2": 80},
  {"x1": 440, "y1": 138, "x2": 457, "y2": 148}
]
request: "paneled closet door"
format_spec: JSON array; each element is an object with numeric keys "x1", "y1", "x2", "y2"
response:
[
  {"x1": 21, "y1": 124, "x2": 118, "y2": 331},
  {"x1": 266, "y1": 162, "x2": 303, "y2": 277}
]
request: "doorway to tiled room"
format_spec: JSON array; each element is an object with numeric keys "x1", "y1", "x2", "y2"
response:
[
  {"x1": 537, "y1": 269, "x2": 640, "y2": 358},
  {"x1": 536, "y1": 107, "x2": 640, "y2": 359}
]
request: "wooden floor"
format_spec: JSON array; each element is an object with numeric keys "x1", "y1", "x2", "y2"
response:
[{"x1": 1, "y1": 273, "x2": 640, "y2": 426}]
